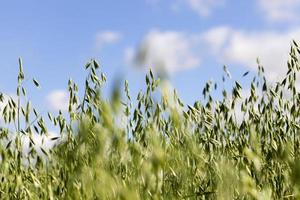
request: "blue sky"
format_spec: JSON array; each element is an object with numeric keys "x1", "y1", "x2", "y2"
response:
[{"x1": 1, "y1": 0, "x2": 300, "y2": 113}]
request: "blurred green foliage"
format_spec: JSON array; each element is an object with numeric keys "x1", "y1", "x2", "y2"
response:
[{"x1": 0, "y1": 42, "x2": 300, "y2": 199}]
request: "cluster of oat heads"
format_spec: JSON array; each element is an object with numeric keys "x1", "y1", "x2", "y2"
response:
[{"x1": 0, "y1": 41, "x2": 300, "y2": 199}]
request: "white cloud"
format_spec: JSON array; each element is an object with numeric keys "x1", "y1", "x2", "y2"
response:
[
  {"x1": 181, "y1": 0, "x2": 300, "y2": 22},
  {"x1": 185, "y1": 0, "x2": 225, "y2": 17},
  {"x1": 258, "y1": 0, "x2": 300, "y2": 22},
  {"x1": 124, "y1": 46, "x2": 135, "y2": 65},
  {"x1": 95, "y1": 31, "x2": 122, "y2": 49},
  {"x1": 132, "y1": 30, "x2": 201, "y2": 74},
  {"x1": 203, "y1": 27, "x2": 300, "y2": 80},
  {"x1": 169, "y1": 0, "x2": 225, "y2": 17},
  {"x1": 46, "y1": 90, "x2": 69, "y2": 112},
  {"x1": 201, "y1": 26, "x2": 231, "y2": 54},
  {"x1": 129, "y1": 26, "x2": 300, "y2": 79}
]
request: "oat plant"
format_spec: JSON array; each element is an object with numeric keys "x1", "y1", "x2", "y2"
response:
[{"x1": 0, "y1": 41, "x2": 300, "y2": 199}]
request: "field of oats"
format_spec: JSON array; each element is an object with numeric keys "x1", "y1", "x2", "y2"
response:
[{"x1": 0, "y1": 41, "x2": 300, "y2": 200}]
